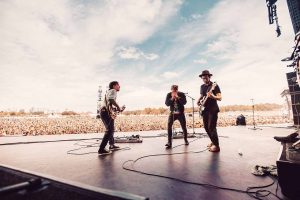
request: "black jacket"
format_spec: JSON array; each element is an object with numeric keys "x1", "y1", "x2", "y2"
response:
[{"x1": 165, "y1": 91, "x2": 187, "y2": 113}]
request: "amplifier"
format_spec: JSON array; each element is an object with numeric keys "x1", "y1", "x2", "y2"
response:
[{"x1": 276, "y1": 143, "x2": 300, "y2": 199}]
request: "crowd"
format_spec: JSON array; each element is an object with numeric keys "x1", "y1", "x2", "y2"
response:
[{"x1": 0, "y1": 112, "x2": 291, "y2": 136}]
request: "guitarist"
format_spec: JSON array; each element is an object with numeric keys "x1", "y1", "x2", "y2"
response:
[
  {"x1": 197, "y1": 70, "x2": 222, "y2": 152},
  {"x1": 165, "y1": 85, "x2": 189, "y2": 149},
  {"x1": 98, "y1": 81, "x2": 125, "y2": 155}
]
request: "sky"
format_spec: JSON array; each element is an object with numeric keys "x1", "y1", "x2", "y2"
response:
[{"x1": 0, "y1": 0, "x2": 296, "y2": 112}]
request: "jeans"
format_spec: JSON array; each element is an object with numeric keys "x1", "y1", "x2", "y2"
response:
[
  {"x1": 99, "y1": 109, "x2": 115, "y2": 151},
  {"x1": 167, "y1": 113, "x2": 188, "y2": 145},
  {"x1": 202, "y1": 111, "x2": 219, "y2": 147}
]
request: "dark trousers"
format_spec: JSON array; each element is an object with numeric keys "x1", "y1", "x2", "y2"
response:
[
  {"x1": 202, "y1": 111, "x2": 219, "y2": 147},
  {"x1": 167, "y1": 113, "x2": 188, "y2": 145},
  {"x1": 99, "y1": 109, "x2": 115, "y2": 151}
]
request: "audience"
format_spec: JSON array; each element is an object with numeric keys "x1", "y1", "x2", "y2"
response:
[{"x1": 0, "y1": 113, "x2": 291, "y2": 136}]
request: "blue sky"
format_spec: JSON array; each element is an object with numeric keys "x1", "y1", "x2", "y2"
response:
[{"x1": 0, "y1": 0, "x2": 296, "y2": 112}]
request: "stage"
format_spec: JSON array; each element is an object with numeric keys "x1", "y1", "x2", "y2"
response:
[{"x1": 0, "y1": 125, "x2": 294, "y2": 199}]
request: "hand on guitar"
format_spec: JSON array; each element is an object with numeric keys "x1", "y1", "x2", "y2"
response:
[
  {"x1": 197, "y1": 99, "x2": 201, "y2": 106},
  {"x1": 207, "y1": 91, "x2": 215, "y2": 99},
  {"x1": 120, "y1": 105, "x2": 126, "y2": 112},
  {"x1": 197, "y1": 97, "x2": 204, "y2": 106}
]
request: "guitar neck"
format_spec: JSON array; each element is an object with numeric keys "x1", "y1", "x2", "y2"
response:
[{"x1": 201, "y1": 83, "x2": 217, "y2": 106}]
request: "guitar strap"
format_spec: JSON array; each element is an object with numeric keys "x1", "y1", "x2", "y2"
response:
[
  {"x1": 204, "y1": 82, "x2": 213, "y2": 98},
  {"x1": 104, "y1": 90, "x2": 112, "y2": 114},
  {"x1": 202, "y1": 82, "x2": 215, "y2": 107},
  {"x1": 104, "y1": 90, "x2": 115, "y2": 120},
  {"x1": 104, "y1": 90, "x2": 109, "y2": 109}
]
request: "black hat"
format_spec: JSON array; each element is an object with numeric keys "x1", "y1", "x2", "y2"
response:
[{"x1": 199, "y1": 70, "x2": 212, "y2": 77}]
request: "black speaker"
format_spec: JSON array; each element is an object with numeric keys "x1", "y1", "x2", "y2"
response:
[
  {"x1": 0, "y1": 165, "x2": 148, "y2": 200},
  {"x1": 277, "y1": 144, "x2": 300, "y2": 200},
  {"x1": 286, "y1": 72, "x2": 300, "y2": 126}
]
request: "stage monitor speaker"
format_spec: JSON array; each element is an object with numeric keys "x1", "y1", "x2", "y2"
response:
[{"x1": 277, "y1": 144, "x2": 300, "y2": 200}]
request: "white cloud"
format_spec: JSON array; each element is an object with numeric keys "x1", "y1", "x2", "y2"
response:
[
  {"x1": 0, "y1": 0, "x2": 296, "y2": 112},
  {"x1": 202, "y1": 30, "x2": 239, "y2": 60},
  {"x1": 161, "y1": 71, "x2": 180, "y2": 79},
  {"x1": 144, "y1": 53, "x2": 159, "y2": 60},
  {"x1": 191, "y1": 14, "x2": 202, "y2": 20},
  {"x1": 201, "y1": 0, "x2": 295, "y2": 102},
  {"x1": 0, "y1": 0, "x2": 181, "y2": 111},
  {"x1": 193, "y1": 58, "x2": 207, "y2": 64},
  {"x1": 116, "y1": 46, "x2": 159, "y2": 60},
  {"x1": 157, "y1": 0, "x2": 295, "y2": 107}
]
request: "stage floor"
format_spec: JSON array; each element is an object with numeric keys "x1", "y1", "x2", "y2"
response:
[{"x1": 0, "y1": 125, "x2": 295, "y2": 200}]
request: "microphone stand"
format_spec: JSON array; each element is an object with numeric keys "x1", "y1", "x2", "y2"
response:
[
  {"x1": 249, "y1": 98, "x2": 262, "y2": 130},
  {"x1": 185, "y1": 93, "x2": 197, "y2": 135}
]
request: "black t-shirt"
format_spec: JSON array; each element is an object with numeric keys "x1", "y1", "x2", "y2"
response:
[{"x1": 200, "y1": 82, "x2": 221, "y2": 113}]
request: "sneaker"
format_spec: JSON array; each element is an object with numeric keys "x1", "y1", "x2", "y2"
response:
[
  {"x1": 184, "y1": 140, "x2": 189, "y2": 145},
  {"x1": 165, "y1": 143, "x2": 172, "y2": 149},
  {"x1": 109, "y1": 145, "x2": 120, "y2": 150},
  {"x1": 98, "y1": 149, "x2": 112, "y2": 155},
  {"x1": 209, "y1": 145, "x2": 220, "y2": 153},
  {"x1": 207, "y1": 143, "x2": 213, "y2": 147}
]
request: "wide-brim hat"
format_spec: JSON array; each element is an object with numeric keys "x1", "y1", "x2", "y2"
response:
[{"x1": 199, "y1": 70, "x2": 212, "y2": 77}]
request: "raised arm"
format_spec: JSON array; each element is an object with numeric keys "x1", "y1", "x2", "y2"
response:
[
  {"x1": 177, "y1": 93, "x2": 187, "y2": 105},
  {"x1": 165, "y1": 93, "x2": 173, "y2": 106}
]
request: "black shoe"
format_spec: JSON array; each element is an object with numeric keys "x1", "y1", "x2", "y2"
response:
[
  {"x1": 109, "y1": 145, "x2": 120, "y2": 150},
  {"x1": 185, "y1": 140, "x2": 189, "y2": 145},
  {"x1": 274, "y1": 132, "x2": 299, "y2": 143},
  {"x1": 98, "y1": 149, "x2": 112, "y2": 155},
  {"x1": 165, "y1": 143, "x2": 172, "y2": 149}
]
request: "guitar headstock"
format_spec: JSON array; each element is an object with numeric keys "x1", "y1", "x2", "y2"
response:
[{"x1": 121, "y1": 105, "x2": 126, "y2": 112}]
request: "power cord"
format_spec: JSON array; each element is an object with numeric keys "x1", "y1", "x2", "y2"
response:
[
  {"x1": 66, "y1": 140, "x2": 130, "y2": 155},
  {"x1": 66, "y1": 134, "x2": 202, "y2": 155},
  {"x1": 122, "y1": 148, "x2": 283, "y2": 200},
  {"x1": 65, "y1": 135, "x2": 283, "y2": 199}
]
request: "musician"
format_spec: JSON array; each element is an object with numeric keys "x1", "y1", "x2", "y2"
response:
[
  {"x1": 98, "y1": 81, "x2": 125, "y2": 155},
  {"x1": 165, "y1": 85, "x2": 189, "y2": 149},
  {"x1": 197, "y1": 70, "x2": 222, "y2": 152}
]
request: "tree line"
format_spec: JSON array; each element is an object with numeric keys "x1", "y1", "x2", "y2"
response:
[
  {"x1": 0, "y1": 103, "x2": 283, "y2": 116},
  {"x1": 123, "y1": 103, "x2": 283, "y2": 115}
]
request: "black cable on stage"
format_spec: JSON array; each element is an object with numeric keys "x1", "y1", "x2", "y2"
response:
[
  {"x1": 170, "y1": 137, "x2": 201, "y2": 149},
  {"x1": 66, "y1": 134, "x2": 196, "y2": 155},
  {"x1": 66, "y1": 140, "x2": 131, "y2": 155},
  {"x1": 122, "y1": 148, "x2": 283, "y2": 200},
  {"x1": 0, "y1": 131, "x2": 229, "y2": 146},
  {"x1": 64, "y1": 135, "x2": 282, "y2": 199},
  {"x1": 67, "y1": 146, "x2": 131, "y2": 155},
  {"x1": 66, "y1": 134, "x2": 202, "y2": 155},
  {"x1": 0, "y1": 134, "x2": 162, "y2": 146},
  {"x1": 0, "y1": 137, "x2": 103, "y2": 146},
  {"x1": 66, "y1": 140, "x2": 100, "y2": 155}
]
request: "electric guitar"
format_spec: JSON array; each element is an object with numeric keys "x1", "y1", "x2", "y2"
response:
[
  {"x1": 198, "y1": 82, "x2": 217, "y2": 116},
  {"x1": 108, "y1": 104, "x2": 126, "y2": 119}
]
